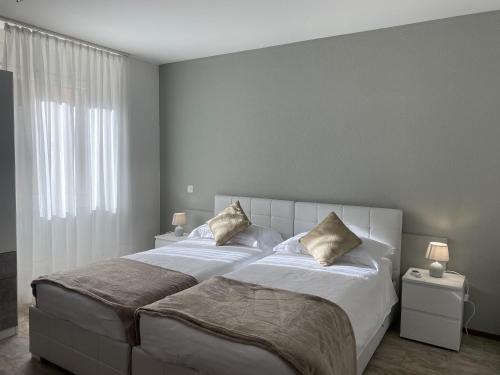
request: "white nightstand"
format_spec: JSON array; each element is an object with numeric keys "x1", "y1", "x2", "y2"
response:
[
  {"x1": 400, "y1": 267, "x2": 465, "y2": 351},
  {"x1": 154, "y1": 232, "x2": 188, "y2": 248}
]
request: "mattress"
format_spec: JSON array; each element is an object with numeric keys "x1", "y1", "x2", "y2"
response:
[
  {"x1": 138, "y1": 253, "x2": 398, "y2": 373},
  {"x1": 35, "y1": 239, "x2": 271, "y2": 341}
]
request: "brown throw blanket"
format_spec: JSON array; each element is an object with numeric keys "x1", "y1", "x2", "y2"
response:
[
  {"x1": 137, "y1": 276, "x2": 356, "y2": 375},
  {"x1": 31, "y1": 258, "x2": 197, "y2": 345}
]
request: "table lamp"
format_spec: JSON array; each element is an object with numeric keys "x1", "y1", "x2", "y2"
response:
[
  {"x1": 425, "y1": 242, "x2": 449, "y2": 278},
  {"x1": 172, "y1": 213, "x2": 187, "y2": 237}
]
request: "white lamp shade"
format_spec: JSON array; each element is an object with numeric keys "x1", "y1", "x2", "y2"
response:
[
  {"x1": 425, "y1": 242, "x2": 449, "y2": 262},
  {"x1": 172, "y1": 212, "x2": 187, "y2": 226}
]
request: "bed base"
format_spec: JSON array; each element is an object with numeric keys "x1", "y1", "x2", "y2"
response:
[
  {"x1": 357, "y1": 309, "x2": 394, "y2": 373},
  {"x1": 132, "y1": 309, "x2": 395, "y2": 375},
  {"x1": 30, "y1": 299, "x2": 394, "y2": 375},
  {"x1": 29, "y1": 306, "x2": 130, "y2": 375},
  {"x1": 132, "y1": 347, "x2": 199, "y2": 375}
]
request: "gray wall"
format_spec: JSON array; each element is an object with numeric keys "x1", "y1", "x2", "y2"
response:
[
  {"x1": 159, "y1": 11, "x2": 500, "y2": 335},
  {"x1": 127, "y1": 58, "x2": 160, "y2": 251}
]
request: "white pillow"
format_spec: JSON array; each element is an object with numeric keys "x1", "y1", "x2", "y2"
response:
[
  {"x1": 273, "y1": 232, "x2": 394, "y2": 269},
  {"x1": 188, "y1": 223, "x2": 214, "y2": 240},
  {"x1": 341, "y1": 238, "x2": 395, "y2": 269},
  {"x1": 188, "y1": 224, "x2": 283, "y2": 251},
  {"x1": 272, "y1": 232, "x2": 307, "y2": 255}
]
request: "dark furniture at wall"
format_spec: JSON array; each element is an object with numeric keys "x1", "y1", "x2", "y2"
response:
[{"x1": 0, "y1": 69, "x2": 17, "y2": 340}]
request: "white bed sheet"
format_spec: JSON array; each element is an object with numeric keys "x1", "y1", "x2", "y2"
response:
[
  {"x1": 35, "y1": 239, "x2": 271, "y2": 341},
  {"x1": 227, "y1": 253, "x2": 398, "y2": 354},
  {"x1": 138, "y1": 253, "x2": 398, "y2": 373}
]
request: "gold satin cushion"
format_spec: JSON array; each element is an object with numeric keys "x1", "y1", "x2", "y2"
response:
[
  {"x1": 299, "y1": 212, "x2": 361, "y2": 266},
  {"x1": 207, "y1": 201, "x2": 251, "y2": 246}
]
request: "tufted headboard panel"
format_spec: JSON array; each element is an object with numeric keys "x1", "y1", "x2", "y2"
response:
[
  {"x1": 213, "y1": 195, "x2": 402, "y2": 288},
  {"x1": 294, "y1": 202, "x2": 403, "y2": 286},
  {"x1": 214, "y1": 195, "x2": 294, "y2": 239}
]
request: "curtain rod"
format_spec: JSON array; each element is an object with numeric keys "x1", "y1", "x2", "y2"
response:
[{"x1": 0, "y1": 15, "x2": 129, "y2": 57}]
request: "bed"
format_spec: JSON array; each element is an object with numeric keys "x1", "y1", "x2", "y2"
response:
[
  {"x1": 132, "y1": 197, "x2": 403, "y2": 375},
  {"x1": 29, "y1": 196, "x2": 294, "y2": 375}
]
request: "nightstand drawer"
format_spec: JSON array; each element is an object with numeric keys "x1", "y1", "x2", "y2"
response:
[
  {"x1": 402, "y1": 282, "x2": 463, "y2": 319},
  {"x1": 401, "y1": 308, "x2": 461, "y2": 350}
]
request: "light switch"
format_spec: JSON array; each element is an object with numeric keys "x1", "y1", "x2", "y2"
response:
[{"x1": 187, "y1": 185, "x2": 194, "y2": 193}]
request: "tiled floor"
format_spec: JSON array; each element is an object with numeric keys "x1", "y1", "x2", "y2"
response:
[{"x1": 1, "y1": 306, "x2": 499, "y2": 374}]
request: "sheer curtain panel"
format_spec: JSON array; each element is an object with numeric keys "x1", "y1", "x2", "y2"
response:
[{"x1": 3, "y1": 24, "x2": 131, "y2": 303}]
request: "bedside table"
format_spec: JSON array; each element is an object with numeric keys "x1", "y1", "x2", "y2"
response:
[
  {"x1": 400, "y1": 267, "x2": 465, "y2": 351},
  {"x1": 154, "y1": 232, "x2": 188, "y2": 248}
]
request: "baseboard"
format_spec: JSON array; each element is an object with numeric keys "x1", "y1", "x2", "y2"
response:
[{"x1": 465, "y1": 328, "x2": 500, "y2": 341}]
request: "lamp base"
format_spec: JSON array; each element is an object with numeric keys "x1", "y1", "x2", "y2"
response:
[
  {"x1": 429, "y1": 261, "x2": 445, "y2": 278},
  {"x1": 174, "y1": 226, "x2": 184, "y2": 237}
]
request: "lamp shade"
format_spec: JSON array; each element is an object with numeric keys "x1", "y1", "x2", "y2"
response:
[
  {"x1": 425, "y1": 242, "x2": 449, "y2": 262},
  {"x1": 172, "y1": 212, "x2": 187, "y2": 226}
]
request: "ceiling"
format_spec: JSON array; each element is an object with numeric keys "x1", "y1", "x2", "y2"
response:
[{"x1": 1, "y1": 0, "x2": 500, "y2": 65}]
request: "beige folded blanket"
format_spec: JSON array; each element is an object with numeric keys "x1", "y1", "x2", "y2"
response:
[
  {"x1": 31, "y1": 258, "x2": 197, "y2": 345},
  {"x1": 137, "y1": 276, "x2": 356, "y2": 375}
]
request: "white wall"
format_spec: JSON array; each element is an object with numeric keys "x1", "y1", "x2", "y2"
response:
[{"x1": 128, "y1": 57, "x2": 160, "y2": 251}]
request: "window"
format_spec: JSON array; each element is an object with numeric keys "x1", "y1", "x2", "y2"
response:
[{"x1": 36, "y1": 101, "x2": 118, "y2": 219}]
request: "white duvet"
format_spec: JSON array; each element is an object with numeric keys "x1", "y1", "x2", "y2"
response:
[
  {"x1": 138, "y1": 252, "x2": 398, "y2": 373},
  {"x1": 36, "y1": 238, "x2": 273, "y2": 341},
  {"x1": 125, "y1": 238, "x2": 271, "y2": 281},
  {"x1": 226, "y1": 253, "x2": 398, "y2": 354}
]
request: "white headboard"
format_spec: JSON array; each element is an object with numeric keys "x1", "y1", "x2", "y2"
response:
[
  {"x1": 214, "y1": 195, "x2": 294, "y2": 239},
  {"x1": 294, "y1": 202, "x2": 403, "y2": 285},
  {"x1": 213, "y1": 195, "x2": 402, "y2": 287}
]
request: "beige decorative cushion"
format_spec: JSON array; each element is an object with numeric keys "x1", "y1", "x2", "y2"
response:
[
  {"x1": 299, "y1": 212, "x2": 361, "y2": 266},
  {"x1": 207, "y1": 201, "x2": 251, "y2": 246}
]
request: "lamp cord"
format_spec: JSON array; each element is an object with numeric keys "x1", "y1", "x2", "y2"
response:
[{"x1": 445, "y1": 270, "x2": 476, "y2": 335}]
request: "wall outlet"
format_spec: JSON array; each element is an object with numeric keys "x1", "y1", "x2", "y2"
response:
[{"x1": 187, "y1": 185, "x2": 194, "y2": 193}]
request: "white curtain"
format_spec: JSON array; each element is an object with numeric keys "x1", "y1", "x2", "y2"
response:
[{"x1": 3, "y1": 24, "x2": 131, "y2": 303}]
